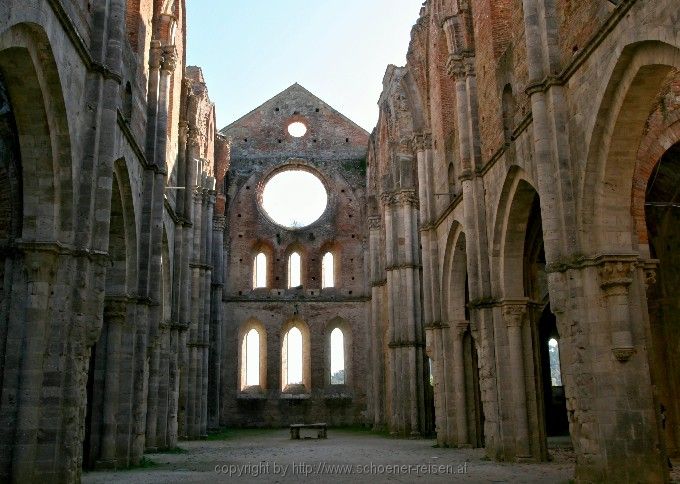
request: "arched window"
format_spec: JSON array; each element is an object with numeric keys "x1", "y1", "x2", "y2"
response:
[
  {"x1": 253, "y1": 252, "x2": 267, "y2": 288},
  {"x1": 243, "y1": 329, "x2": 260, "y2": 387},
  {"x1": 548, "y1": 338, "x2": 562, "y2": 387},
  {"x1": 288, "y1": 252, "x2": 301, "y2": 288},
  {"x1": 283, "y1": 327, "x2": 303, "y2": 386},
  {"x1": 330, "y1": 328, "x2": 345, "y2": 384},
  {"x1": 322, "y1": 252, "x2": 334, "y2": 288}
]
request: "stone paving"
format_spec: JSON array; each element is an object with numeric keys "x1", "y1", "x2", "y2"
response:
[{"x1": 84, "y1": 429, "x2": 575, "y2": 483}]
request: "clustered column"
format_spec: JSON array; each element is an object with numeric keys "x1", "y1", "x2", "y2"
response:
[
  {"x1": 502, "y1": 301, "x2": 531, "y2": 459},
  {"x1": 384, "y1": 185, "x2": 427, "y2": 436}
]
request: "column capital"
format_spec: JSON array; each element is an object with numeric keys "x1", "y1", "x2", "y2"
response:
[
  {"x1": 598, "y1": 260, "x2": 635, "y2": 293},
  {"x1": 161, "y1": 45, "x2": 179, "y2": 73},
  {"x1": 641, "y1": 259, "x2": 660, "y2": 291},
  {"x1": 412, "y1": 132, "x2": 433, "y2": 152},
  {"x1": 368, "y1": 216, "x2": 382, "y2": 231},
  {"x1": 213, "y1": 215, "x2": 226, "y2": 232},
  {"x1": 149, "y1": 40, "x2": 163, "y2": 69},
  {"x1": 450, "y1": 320, "x2": 470, "y2": 336},
  {"x1": 394, "y1": 189, "x2": 419, "y2": 207},
  {"x1": 502, "y1": 299, "x2": 529, "y2": 328}
]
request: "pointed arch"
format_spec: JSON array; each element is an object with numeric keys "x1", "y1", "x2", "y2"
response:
[
  {"x1": 490, "y1": 166, "x2": 539, "y2": 298},
  {"x1": 580, "y1": 40, "x2": 680, "y2": 253},
  {"x1": 0, "y1": 22, "x2": 74, "y2": 244},
  {"x1": 441, "y1": 221, "x2": 467, "y2": 323},
  {"x1": 238, "y1": 319, "x2": 267, "y2": 392},
  {"x1": 325, "y1": 317, "x2": 352, "y2": 387},
  {"x1": 281, "y1": 318, "x2": 311, "y2": 392}
]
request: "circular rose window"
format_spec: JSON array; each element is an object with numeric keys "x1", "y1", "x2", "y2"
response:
[
  {"x1": 261, "y1": 169, "x2": 328, "y2": 229},
  {"x1": 287, "y1": 122, "x2": 307, "y2": 137}
]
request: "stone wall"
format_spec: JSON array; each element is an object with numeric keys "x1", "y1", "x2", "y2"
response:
[
  {"x1": 220, "y1": 84, "x2": 370, "y2": 428},
  {"x1": 0, "y1": 1, "x2": 224, "y2": 481},
  {"x1": 368, "y1": 0, "x2": 678, "y2": 482}
]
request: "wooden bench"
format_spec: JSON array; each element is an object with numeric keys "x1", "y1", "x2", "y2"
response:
[{"x1": 290, "y1": 423, "x2": 327, "y2": 440}]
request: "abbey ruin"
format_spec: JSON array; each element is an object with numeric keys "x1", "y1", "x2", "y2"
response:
[{"x1": 0, "y1": 0, "x2": 678, "y2": 482}]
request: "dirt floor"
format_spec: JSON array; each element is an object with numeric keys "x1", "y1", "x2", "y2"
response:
[{"x1": 83, "y1": 428, "x2": 580, "y2": 483}]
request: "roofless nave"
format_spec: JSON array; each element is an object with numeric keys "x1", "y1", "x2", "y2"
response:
[{"x1": 0, "y1": 1, "x2": 678, "y2": 483}]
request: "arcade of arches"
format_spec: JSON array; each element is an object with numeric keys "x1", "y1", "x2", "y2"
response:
[{"x1": 0, "y1": 0, "x2": 679, "y2": 483}]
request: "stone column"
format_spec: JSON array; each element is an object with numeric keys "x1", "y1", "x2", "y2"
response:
[
  {"x1": 146, "y1": 45, "x2": 177, "y2": 451},
  {"x1": 368, "y1": 216, "x2": 385, "y2": 430},
  {"x1": 452, "y1": 320, "x2": 470, "y2": 447},
  {"x1": 10, "y1": 250, "x2": 58, "y2": 481},
  {"x1": 208, "y1": 215, "x2": 226, "y2": 429},
  {"x1": 503, "y1": 301, "x2": 531, "y2": 459},
  {"x1": 200, "y1": 187, "x2": 215, "y2": 437},
  {"x1": 99, "y1": 299, "x2": 127, "y2": 467},
  {"x1": 156, "y1": 321, "x2": 171, "y2": 449}
]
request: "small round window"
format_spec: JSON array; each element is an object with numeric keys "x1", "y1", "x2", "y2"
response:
[
  {"x1": 261, "y1": 169, "x2": 327, "y2": 229},
  {"x1": 287, "y1": 122, "x2": 307, "y2": 138}
]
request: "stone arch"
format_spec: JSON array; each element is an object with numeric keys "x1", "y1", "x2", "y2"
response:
[
  {"x1": 250, "y1": 240, "x2": 273, "y2": 290},
  {"x1": 580, "y1": 40, "x2": 680, "y2": 253},
  {"x1": 402, "y1": 69, "x2": 429, "y2": 134},
  {"x1": 106, "y1": 159, "x2": 139, "y2": 296},
  {"x1": 237, "y1": 319, "x2": 267, "y2": 392},
  {"x1": 324, "y1": 317, "x2": 352, "y2": 387},
  {"x1": 319, "y1": 240, "x2": 341, "y2": 289},
  {"x1": 491, "y1": 166, "x2": 538, "y2": 298},
  {"x1": 280, "y1": 318, "x2": 311, "y2": 392},
  {"x1": 633, "y1": 117, "x2": 680, "y2": 251},
  {"x1": 0, "y1": 22, "x2": 74, "y2": 244},
  {"x1": 283, "y1": 242, "x2": 307, "y2": 289},
  {"x1": 84, "y1": 158, "x2": 138, "y2": 469},
  {"x1": 441, "y1": 222, "x2": 467, "y2": 323}
]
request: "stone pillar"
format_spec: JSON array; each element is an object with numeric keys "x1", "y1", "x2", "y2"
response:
[
  {"x1": 116, "y1": 300, "x2": 136, "y2": 463},
  {"x1": 200, "y1": 187, "x2": 215, "y2": 437},
  {"x1": 503, "y1": 301, "x2": 531, "y2": 459},
  {"x1": 10, "y1": 250, "x2": 58, "y2": 481},
  {"x1": 384, "y1": 187, "x2": 426, "y2": 437},
  {"x1": 368, "y1": 216, "x2": 385, "y2": 430},
  {"x1": 452, "y1": 320, "x2": 469, "y2": 447},
  {"x1": 156, "y1": 322, "x2": 171, "y2": 449},
  {"x1": 146, "y1": 44, "x2": 177, "y2": 452},
  {"x1": 99, "y1": 299, "x2": 127, "y2": 467},
  {"x1": 208, "y1": 215, "x2": 226, "y2": 429}
]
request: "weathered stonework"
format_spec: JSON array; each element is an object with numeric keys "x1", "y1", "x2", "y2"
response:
[
  {"x1": 219, "y1": 84, "x2": 370, "y2": 428},
  {"x1": 367, "y1": 0, "x2": 679, "y2": 482},
  {"x1": 0, "y1": 1, "x2": 224, "y2": 481},
  {"x1": 0, "y1": 1, "x2": 678, "y2": 483}
]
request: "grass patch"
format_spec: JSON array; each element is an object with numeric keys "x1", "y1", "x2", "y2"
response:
[{"x1": 123, "y1": 456, "x2": 158, "y2": 471}]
